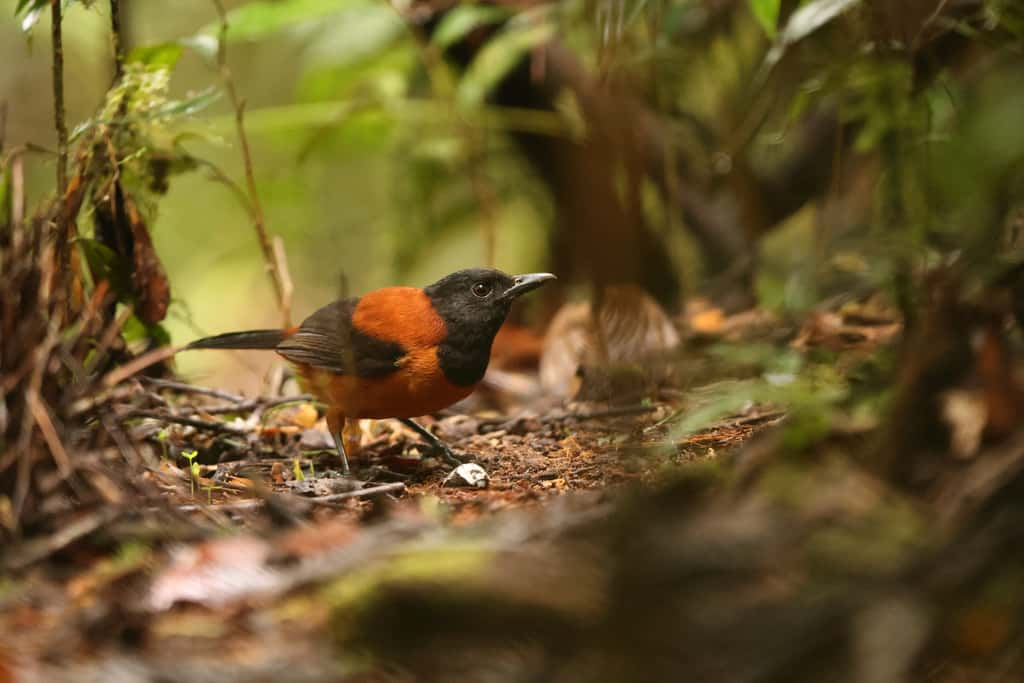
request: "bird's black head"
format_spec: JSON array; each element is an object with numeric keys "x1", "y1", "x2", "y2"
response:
[{"x1": 424, "y1": 267, "x2": 555, "y2": 385}]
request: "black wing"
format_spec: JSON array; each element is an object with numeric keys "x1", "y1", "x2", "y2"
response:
[{"x1": 276, "y1": 299, "x2": 405, "y2": 377}]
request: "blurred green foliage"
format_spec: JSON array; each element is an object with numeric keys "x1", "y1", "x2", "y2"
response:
[{"x1": 3, "y1": 0, "x2": 1024, "y2": 397}]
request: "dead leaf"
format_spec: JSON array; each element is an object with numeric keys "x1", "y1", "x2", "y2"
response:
[
  {"x1": 148, "y1": 536, "x2": 277, "y2": 610},
  {"x1": 125, "y1": 197, "x2": 170, "y2": 324},
  {"x1": 540, "y1": 285, "x2": 680, "y2": 398},
  {"x1": 273, "y1": 403, "x2": 319, "y2": 429}
]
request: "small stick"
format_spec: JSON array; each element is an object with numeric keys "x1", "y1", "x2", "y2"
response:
[
  {"x1": 26, "y1": 391, "x2": 72, "y2": 478},
  {"x1": 3, "y1": 508, "x2": 121, "y2": 571},
  {"x1": 200, "y1": 394, "x2": 315, "y2": 415},
  {"x1": 119, "y1": 409, "x2": 248, "y2": 434},
  {"x1": 211, "y1": 0, "x2": 290, "y2": 328},
  {"x1": 143, "y1": 377, "x2": 245, "y2": 403},
  {"x1": 109, "y1": 0, "x2": 125, "y2": 81},
  {"x1": 272, "y1": 235, "x2": 294, "y2": 333},
  {"x1": 305, "y1": 482, "x2": 405, "y2": 504},
  {"x1": 101, "y1": 345, "x2": 180, "y2": 387},
  {"x1": 173, "y1": 482, "x2": 406, "y2": 512},
  {"x1": 50, "y1": 0, "x2": 67, "y2": 197}
]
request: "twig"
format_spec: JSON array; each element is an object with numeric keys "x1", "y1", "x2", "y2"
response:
[
  {"x1": 25, "y1": 391, "x2": 72, "y2": 478},
  {"x1": 119, "y1": 409, "x2": 248, "y2": 434},
  {"x1": 50, "y1": 0, "x2": 67, "y2": 198},
  {"x1": 272, "y1": 235, "x2": 293, "y2": 328},
  {"x1": 83, "y1": 305, "x2": 133, "y2": 376},
  {"x1": 211, "y1": 0, "x2": 290, "y2": 328},
  {"x1": 11, "y1": 154, "x2": 24, "y2": 225},
  {"x1": 109, "y1": 0, "x2": 125, "y2": 81},
  {"x1": 475, "y1": 404, "x2": 662, "y2": 434},
  {"x1": 200, "y1": 394, "x2": 315, "y2": 415},
  {"x1": 143, "y1": 376, "x2": 245, "y2": 403},
  {"x1": 173, "y1": 482, "x2": 406, "y2": 512},
  {"x1": 2, "y1": 508, "x2": 121, "y2": 571},
  {"x1": 305, "y1": 482, "x2": 406, "y2": 504},
  {"x1": 553, "y1": 405, "x2": 662, "y2": 422},
  {"x1": 101, "y1": 344, "x2": 180, "y2": 387}
]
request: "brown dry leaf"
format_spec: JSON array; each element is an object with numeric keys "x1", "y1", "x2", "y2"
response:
[
  {"x1": 684, "y1": 298, "x2": 726, "y2": 334},
  {"x1": 792, "y1": 309, "x2": 901, "y2": 351},
  {"x1": 148, "y1": 536, "x2": 277, "y2": 610},
  {"x1": 125, "y1": 197, "x2": 170, "y2": 324},
  {"x1": 540, "y1": 285, "x2": 680, "y2": 398},
  {"x1": 976, "y1": 322, "x2": 1024, "y2": 438},
  {"x1": 273, "y1": 403, "x2": 319, "y2": 429},
  {"x1": 691, "y1": 308, "x2": 726, "y2": 334}
]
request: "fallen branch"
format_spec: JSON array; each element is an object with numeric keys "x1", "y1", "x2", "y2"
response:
[
  {"x1": 143, "y1": 376, "x2": 245, "y2": 403},
  {"x1": 173, "y1": 482, "x2": 406, "y2": 512},
  {"x1": 119, "y1": 409, "x2": 248, "y2": 434}
]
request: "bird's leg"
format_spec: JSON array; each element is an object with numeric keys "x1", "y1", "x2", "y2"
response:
[
  {"x1": 400, "y1": 418, "x2": 462, "y2": 467},
  {"x1": 330, "y1": 430, "x2": 351, "y2": 476},
  {"x1": 327, "y1": 411, "x2": 352, "y2": 476}
]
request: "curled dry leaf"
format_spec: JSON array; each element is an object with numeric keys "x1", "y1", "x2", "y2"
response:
[
  {"x1": 91, "y1": 181, "x2": 170, "y2": 325},
  {"x1": 791, "y1": 306, "x2": 901, "y2": 351},
  {"x1": 539, "y1": 284, "x2": 680, "y2": 399},
  {"x1": 125, "y1": 197, "x2": 170, "y2": 324}
]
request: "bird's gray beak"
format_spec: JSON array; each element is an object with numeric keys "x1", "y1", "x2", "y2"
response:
[{"x1": 502, "y1": 272, "x2": 556, "y2": 300}]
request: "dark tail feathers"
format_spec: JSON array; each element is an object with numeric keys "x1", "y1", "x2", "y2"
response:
[{"x1": 186, "y1": 329, "x2": 287, "y2": 351}]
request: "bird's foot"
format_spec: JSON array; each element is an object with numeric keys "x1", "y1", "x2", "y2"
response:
[
  {"x1": 432, "y1": 443, "x2": 463, "y2": 468},
  {"x1": 399, "y1": 418, "x2": 463, "y2": 468}
]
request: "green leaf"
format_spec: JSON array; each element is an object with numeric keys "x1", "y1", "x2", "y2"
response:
[
  {"x1": 127, "y1": 42, "x2": 184, "y2": 69},
  {"x1": 197, "y1": 0, "x2": 364, "y2": 42},
  {"x1": 123, "y1": 313, "x2": 170, "y2": 346},
  {"x1": 178, "y1": 34, "x2": 219, "y2": 61},
  {"x1": 148, "y1": 87, "x2": 221, "y2": 119},
  {"x1": 302, "y1": 5, "x2": 404, "y2": 68},
  {"x1": 748, "y1": 0, "x2": 780, "y2": 37},
  {"x1": 457, "y1": 18, "x2": 555, "y2": 109},
  {"x1": 432, "y1": 4, "x2": 511, "y2": 49},
  {"x1": 15, "y1": 0, "x2": 77, "y2": 34}
]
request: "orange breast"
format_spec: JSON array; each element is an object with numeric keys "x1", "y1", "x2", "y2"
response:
[
  {"x1": 293, "y1": 286, "x2": 476, "y2": 420},
  {"x1": 298, "y1": 347, "x2": 474, "y2": 419}
]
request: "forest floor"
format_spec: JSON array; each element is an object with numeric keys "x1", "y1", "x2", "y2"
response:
[
  {"x1": 12, "y1": 297, "x2": 1015, "y2": 683},
  {"x1": 2, "y1": 389, "x2": 783, "y2": 682}
]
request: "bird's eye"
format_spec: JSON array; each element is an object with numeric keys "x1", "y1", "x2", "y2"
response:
[{"x1": 471, "y1": 282, "x2": 492, "y2": 298}]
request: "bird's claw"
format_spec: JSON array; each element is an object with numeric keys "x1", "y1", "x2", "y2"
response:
[{"x1": 435, "y1": 445, "x2": 463, "y2": 468}]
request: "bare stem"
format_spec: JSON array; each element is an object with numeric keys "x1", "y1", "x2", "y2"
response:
[
  {"x1": 211, "y1": 0, "x2": 290, "y2": 328},
  {"x1": 109, "y1": 0, "x2": 125, "y2": 81},
  {"x1": 50, "y1": 0, "x2": 67, "y2": 198}
]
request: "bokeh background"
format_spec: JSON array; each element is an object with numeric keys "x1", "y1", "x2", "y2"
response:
[{"x1": 1, "y1": 0, "x2": 551, "y2": 390}]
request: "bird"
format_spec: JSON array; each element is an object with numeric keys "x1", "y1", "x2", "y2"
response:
[{"x1": 185, "y1": 268, "x2": 556, "y2": 475}]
